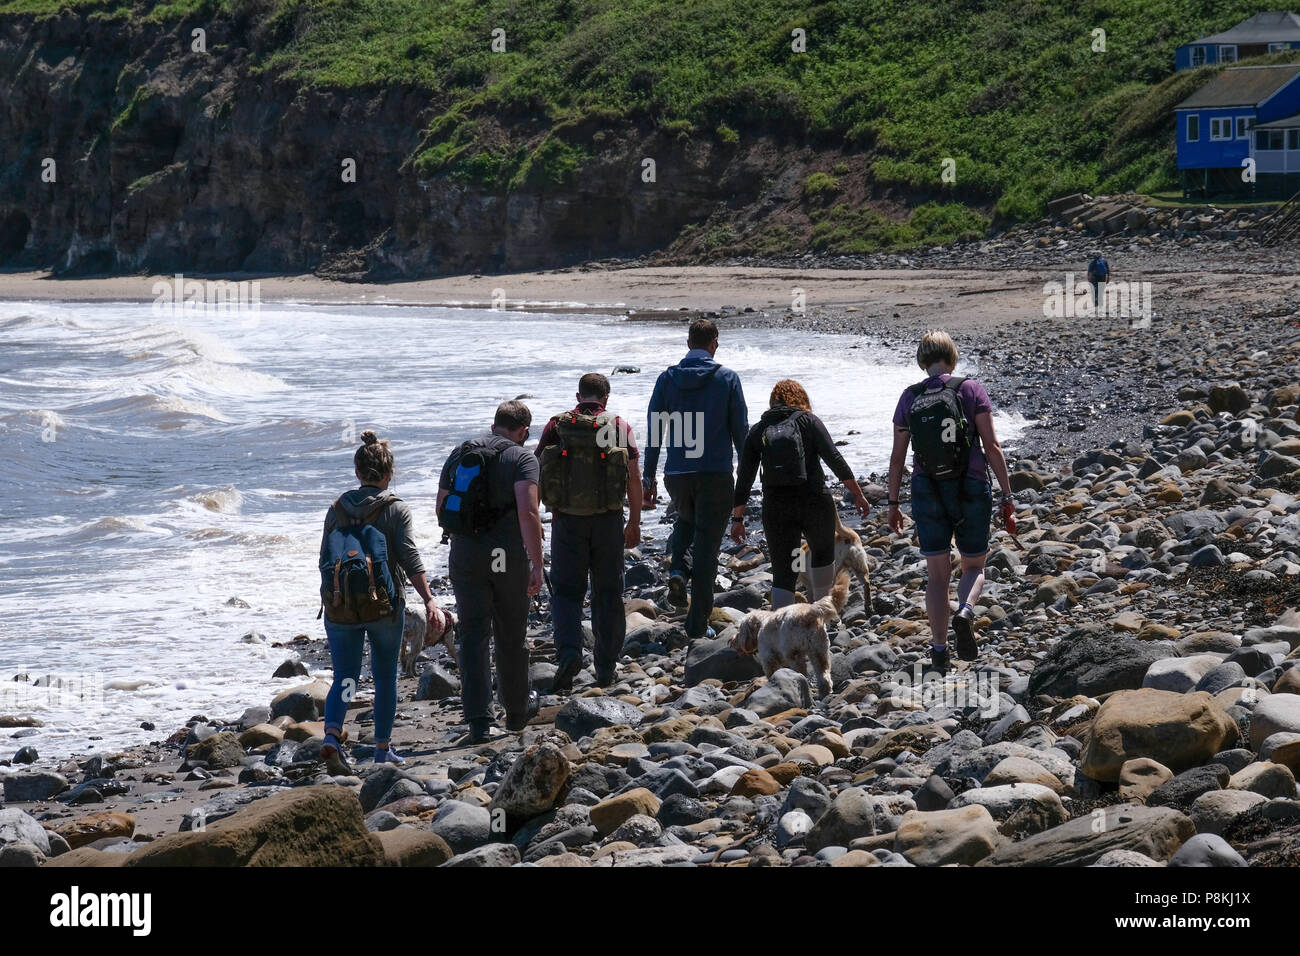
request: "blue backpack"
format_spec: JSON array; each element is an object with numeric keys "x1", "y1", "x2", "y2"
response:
[{"x1": 319, "y1": 498, "x2": 399, "y2": 624}]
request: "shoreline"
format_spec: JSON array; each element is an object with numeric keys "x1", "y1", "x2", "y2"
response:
[{"x1": 5, "y1": 252, "x2": 1300, "y2": 868}]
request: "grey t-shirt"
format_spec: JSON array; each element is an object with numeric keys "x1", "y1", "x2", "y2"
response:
[{"x1": 438, "y1": 434, "x2": 538, "y2": 548}]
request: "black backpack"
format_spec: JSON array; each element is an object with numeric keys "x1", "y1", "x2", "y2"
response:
[
  {"x1": 907, "y1": 377, "x2": 971, "y2": 481},
  {"x1": 438, "y1": 438, "x2": 512, "y2": 537},
  {"x1": 760, "y1": 410, "x2": 808, "y2": 487}
]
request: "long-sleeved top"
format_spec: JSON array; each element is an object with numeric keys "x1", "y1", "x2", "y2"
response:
[
  {"x1": 642, "y1": 349, "x2": 749, "y2": 480},
  {"x1": 734, "y1": 405, "x2": 855, "y2": 506},
  {"x1": 320, "y1": 486, "x2": 424, "y2": 603}
]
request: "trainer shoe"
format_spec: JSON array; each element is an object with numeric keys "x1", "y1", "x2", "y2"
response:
[
  {"x1": 374, "y1": 745, "x2": 405, "y2": 765},
  {"x1": 668, "y1": 573, "x2": 688, "y2": 608},
  {"x1": 552, "y1": 652, "x2": 583, "y2": 694},
  {"x1": 952, "y1": 607, "x2": 978, "y2": 661}
]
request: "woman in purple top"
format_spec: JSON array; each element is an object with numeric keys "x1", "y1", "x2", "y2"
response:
[{"x1": 887, "y1": 331, "x2": 1013, "y2": 674}]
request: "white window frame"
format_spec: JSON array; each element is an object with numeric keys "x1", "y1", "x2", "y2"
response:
[
  {"x1": 1191, "y1": 46, "x2": 1207, "y2": 67},
  {"x1": 1219, "y1": 45, "x2": 1238, "y2": 63},
  {"x1": 1210, "y1": 117, "x2": 1234, "y2": 140},
  {"x1": 1237, "y1": 116, "x2": 1254, "y2": 139},
  {"x1": 1269, "y1": 42, "x2": 1289, "y2": 54},
  {"x1": 1256, "y1": 129, "x2": 1285, "y2": 150},
  {"x1": 1187, "y1": 114, "x2": 1200, "y2": 141}
]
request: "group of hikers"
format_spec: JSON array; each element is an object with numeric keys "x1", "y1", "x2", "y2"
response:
[{"x1": 315, "y1": 320, "x2": 1014, "y2": 761}]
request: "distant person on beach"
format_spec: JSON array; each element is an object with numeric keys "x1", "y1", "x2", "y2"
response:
[
  {"x1": 536, "y1": 372, "x2": 642, "y2": 691},
  {"x1": 1086, "y1": 252, "x2": 1109, "y2": 309},
  {"x1": 886, "y1": 331, "x2": 1014, "y2": 674},
  {"x1": 730, "y1": 379, "x2": 870, "y2": 607},
  {"x1": 642, "y1": 318, "x2": 749, "y2": 643},
  {"x1": 438, "y1": 401, "x2": 544, "y2": 743},
  {"x1": 318, "y1": 430, "x2": 444, "y2": 767}
]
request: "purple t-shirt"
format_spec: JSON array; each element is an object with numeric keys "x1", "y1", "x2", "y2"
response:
[{"x1": 892, "y1": 374, "x2": 993, "y2": 481}]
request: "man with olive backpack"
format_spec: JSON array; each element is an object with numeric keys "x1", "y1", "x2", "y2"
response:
[{"x1": 536, "y1": 373, "x2": 642, "y2": 691}]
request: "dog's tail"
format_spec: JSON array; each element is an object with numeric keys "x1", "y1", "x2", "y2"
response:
[
  {"x1": 833, "y1": 508, "x2": 858, "y2": 543},
  {"x1": 811, "y1": 570, "x2": 851, "y2": 620}
]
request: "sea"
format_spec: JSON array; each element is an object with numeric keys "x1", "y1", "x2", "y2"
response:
[{"x1": 0, "y1": 300, "x2": 1026, "y2": 761}]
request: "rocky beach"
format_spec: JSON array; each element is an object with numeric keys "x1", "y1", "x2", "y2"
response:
[{"x1": 5, "y1": 242, "x2": 1300, "y2": 870}]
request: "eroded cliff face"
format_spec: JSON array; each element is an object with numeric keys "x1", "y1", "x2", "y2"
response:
[{"x1": 0, "y1": 8, "x2": 782, "y2": 278}]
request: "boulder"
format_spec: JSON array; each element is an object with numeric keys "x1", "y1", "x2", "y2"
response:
[
  {"x1": 895, "y1": 805, "x2": 1000, "y2": 866},
  {"x1": 416, "y1": 663, "x2": 461, "y2": 701},
  {"x1": 1190, "y1": 790, "x2": 1268, "y2": 835},
  {"x1": 740, "y1": 668, "x2": 812, "y2": 717},
  {"x1": 1228, "y1": 761, "x2": 1296, "y2": 799},
  {"x1": 0, "y1": 808, "x2": 52, "y2": 855},
  {"x1": 53, "y1": 812, "x2": 135, "y2": 850},
  {"x1": 489, "y1": 743, "x2": 570, "y2": 819},
  {"x1": 1142, "y1": 655, "x2": 1222, "y2": 694},
  {"x1": 429, "y1": 800, "x2": 492, "y2": 854},
  {"x1": 1, "y1": 771, "x2": 68, "y2": 803},
  {"x1": 1249, "y1": 694, "x2": 1300, "y2": 750},
  {"x1": 554, "y1": 697, "x2": 644, "y2": 739},
  {"x1": 1117, "y1": 757, "x2": 1174, "y2": 802},
  {"x1": 1168, "y1": 832, "x2": 1246, "y2": 867},
  {"x1": 1027, "y1": 630, "x2": 1176, "y2": 698},
  {"x1": 683, "y1": 635, "x2": 763, "y2": 686},
  {"x1": 269, "y1": 680, "x2": 331, "y2": 722},
  {"x1": 805, "y1": 787, "x2": 877, "y2": 852},
  {"x1": 375, "y1": 829, "x2": 454, "y2": 867},
  {"x1": 979, "y1": 804, "x2": 1194, "y2": 866},
  {"x1": 1080, "y1": 690, "x2": 1238, "y2": 782},
  {"x1": 186, "y1": 731, "x2": 245, "y2": 770},
  {"x1": 118, "y1": 786, "x2": 382, "y2": 866},
  {"x1": 441, "y1": 843, "x2": 521, "y2": 867}
]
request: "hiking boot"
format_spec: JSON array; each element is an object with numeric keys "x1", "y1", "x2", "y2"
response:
[
  {"x1": 952, "y1": 607, "x2": 978, "y2": 661},
  {"x1": 667, "y1": 573, "x2": 688, "y2": 608},
  {"x1": 552, "y1": 652, "x2": 583, "y2": 694},
  {"x1": 506, "y1": 690, "x2": 540, "y2": 732},
  {"x1": 594, "y1": 664, "x2": 617, "y2": 688},
  {"x1": 466, "y1": 720, "x2": 492, "y2": 745},
  {"x1": 929, "y1": 645, "x2": 950, "y2": 676}
]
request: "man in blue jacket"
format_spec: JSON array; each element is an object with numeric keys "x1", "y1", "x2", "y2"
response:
[{"x1": 642, "y1": 318, "x2": 749, "y2": 643}]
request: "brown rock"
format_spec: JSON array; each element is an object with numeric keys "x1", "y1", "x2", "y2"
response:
[
  {"x1": 1273, "y1": 668, "x2": 1300, "y2": 696},
  {"x1": 185, "y1": 731, "x2": 245, "y2": 769},
  {"x1": 831, "y1": 849, "x2": 881, "y2": 867},
  {"x1": 895, "y1": 806, "x2": 999, "y2": 866},
  {"x1": 238, "y1": 723, "x2": 285, "y2": 748},
  {"x1": 375, "y1": 829, "x2": 454, "y2": 867},
  {"x1": 54, "y1": 811, "x2": 136, "y2": 850},
  {"x1": 806, "y1": 728, "x2": 850, "y2": 759},
  {"x1": 119, "y1": 786, "x2": 383, "y2": 866},
  {"x1": 589, "y1": 788, "x2": 661, "y2": 836},
  {"x1": 784, "y1": 744, "x2": 834, "y2": 767},
  {"x1": 1081, "y1": 690, "x2": 1238, "y2": 782},
  {"x1": 1117, "y1": 757, "x2": 1174, "y2": 802},
  {"x1": 766, "y1": 762, "x2": 803, "y2": 786},
  {"x1": 730, "y1": 769, "x2": 780, "y2": 797}
]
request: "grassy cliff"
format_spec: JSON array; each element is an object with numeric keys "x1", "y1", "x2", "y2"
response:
[{"x1": 3, "y1": 0, "x2": 1296, "y2": 264}]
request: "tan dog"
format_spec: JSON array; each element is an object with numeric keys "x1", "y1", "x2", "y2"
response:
[
  {"x1": 796, "y1": 510, "x2": 871, "y2": 609},
  {"x1": 401, "y1": 604, "x2": 458, "y2": 677},
  {"x1": 730, "y1": 570, "x2": 849, "y2": 699}
]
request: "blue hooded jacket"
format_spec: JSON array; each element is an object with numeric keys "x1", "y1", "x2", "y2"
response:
[{"x1": 642, "y1": 350, "x2": 749, "y2": 479}]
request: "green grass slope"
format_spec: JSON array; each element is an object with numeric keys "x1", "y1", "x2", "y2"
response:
[{"x1": 5, "y1": 0, "x2": 1298, "y2": 252}]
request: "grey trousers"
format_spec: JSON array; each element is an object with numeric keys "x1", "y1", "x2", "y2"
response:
[{"x1": 449, "y1": 535, "x2": 531, "y2": 722}]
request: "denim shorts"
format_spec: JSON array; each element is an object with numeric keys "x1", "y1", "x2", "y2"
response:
[{"x1": 910, "y1": 475, "x2": 993, "y2": 558}]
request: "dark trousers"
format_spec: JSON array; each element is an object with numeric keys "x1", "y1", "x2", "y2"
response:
[
  {"x1": 449, "y1": 535, "x2": 531, "y2": 722},
  {"x1": 550, "y1": 510, "x2": 626, "y2": 671},
  {"x1": 664, "y1": 471, "x2": 733, "y2": 638},
  {"x1": 763, "y1": 488, "x2": 837, "y2": 591}
]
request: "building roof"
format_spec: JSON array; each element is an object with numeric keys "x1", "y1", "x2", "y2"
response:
[
  {"x1": 1189, "y1": 11, "x2": 1300, "y2": 46},
  {"x1": 1257, "y1": 110, "x2": 1300, "y2": 128},
  {"x1": 1175, "y1": 64, "x2": 1300, "y2": 109}
]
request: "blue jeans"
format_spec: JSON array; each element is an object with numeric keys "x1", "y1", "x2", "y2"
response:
[
  {"x1": 910, "y1": 475, "x2": 992, "y2": 558},
  {"x1": 323, "y1": 608, "x2": 404, "y2": 743}
]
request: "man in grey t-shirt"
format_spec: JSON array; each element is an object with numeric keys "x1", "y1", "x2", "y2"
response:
[{"x1": 437, "y1": 400, "x2": 544, "y2": 743}]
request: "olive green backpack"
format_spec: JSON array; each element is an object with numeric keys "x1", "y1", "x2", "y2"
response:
[{"x1": 539, "y1": 411, "x2": 629, "y2": 516}]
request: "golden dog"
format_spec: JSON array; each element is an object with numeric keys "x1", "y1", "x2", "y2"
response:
[
  {"x1": 730, "y1": 570, "x2": 849, "y2": 699},
  {"x1": 795, "y1": 511, "x2": 871, "y2": 609}
]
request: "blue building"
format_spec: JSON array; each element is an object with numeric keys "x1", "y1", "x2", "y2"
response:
[
  {"x1": 1175, "y1": 64, "x2": 1300, "y2": 197},
  {"x1": 1176, "y1": 12, "x2": 1300, "y2": 71}
]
